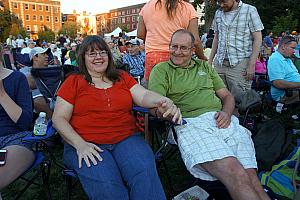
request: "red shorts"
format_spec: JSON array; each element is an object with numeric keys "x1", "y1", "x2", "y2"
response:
[{"x1": 144, "y1": 51, "x2": 170, "y2": 80}]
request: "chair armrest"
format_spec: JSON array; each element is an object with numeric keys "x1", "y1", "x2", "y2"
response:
[{"x1": 22, "y1": 120, "x2": 56, "y2": 142}]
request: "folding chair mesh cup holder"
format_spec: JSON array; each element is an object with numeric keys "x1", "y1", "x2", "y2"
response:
[{"x1": 5, "y1": 121, "x2": 57, "y2": 200}]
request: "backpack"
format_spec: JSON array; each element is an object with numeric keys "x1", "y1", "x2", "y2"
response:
[
  {"x1": 253, "y1": 120, "x2": 292, "y2": 172},
  {"x1": 259, "y1": 140, "x2": 300, "y2": 199}
]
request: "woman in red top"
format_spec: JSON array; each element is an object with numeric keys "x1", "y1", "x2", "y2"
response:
[{"x1": 52, "y1": 35, "x2": 181, "y2": 200}]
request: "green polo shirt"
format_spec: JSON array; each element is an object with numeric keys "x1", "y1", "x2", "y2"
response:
[{"x1": 149, "y1": 58, "x2": 225, "y2": 118}]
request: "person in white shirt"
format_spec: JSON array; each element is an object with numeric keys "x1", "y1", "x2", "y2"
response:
[{"x1": 21, "y1": 39, "x2": 36, "y2": 54}]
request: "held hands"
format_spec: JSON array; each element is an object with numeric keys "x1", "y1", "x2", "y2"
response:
[
  {"x1": 156, "y1": 98, "x2": 182, "y2": 125},
  {"x1": 214, "y1": 111, "x2": 231, "y2": 129},
  {"x1": 76, "y1": 141, "x2": 104, "y2": 168}
]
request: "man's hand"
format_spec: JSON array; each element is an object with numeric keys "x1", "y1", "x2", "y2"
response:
[
  {"x1": 157, "y1": 98, "x2": 182, "y2": 125},
  {"x1": 244, "y1": 65, "x2": 255, "y2": 81},
  {"x1": 76, "y1": 141, "x2": 104, "y2": 168},
  {"x1": 214, "y1": 111, "x2": 231, "y2": 129}
]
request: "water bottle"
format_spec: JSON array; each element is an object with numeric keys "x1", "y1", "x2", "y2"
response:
[{"x1": 33, "y1": 112, "x2": 47, "y2": 136}]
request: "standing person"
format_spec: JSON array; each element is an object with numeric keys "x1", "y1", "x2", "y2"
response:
[
  {"x1": 263, "y1": 31, "x2": 273, "y2": 57},
  {"x1": 137, "y1": 0, "x2": 206, "y2": 81},
  {"x1": 0, "y1": 44, "x2": 34, "y2": 199},
  {"x1": 208, "y1": 0, "x2": 264, "y2": 98},
  {"x1": 52, "y1": 35, "x2": 182, "y2": 200}
]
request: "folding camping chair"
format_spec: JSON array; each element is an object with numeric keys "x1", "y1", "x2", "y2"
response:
[
  {"x1": 2, "y1": 121, "x2": 57, "y2": 200},
  {"x1": 30, "y1": 66, "x2": 65, "y2": 110}
]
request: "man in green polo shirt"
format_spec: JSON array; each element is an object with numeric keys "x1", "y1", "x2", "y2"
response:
[{"x1": 149, "y1": 29, "x2": 270, "y2": 200}]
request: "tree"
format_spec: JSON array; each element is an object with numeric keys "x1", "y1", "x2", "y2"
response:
[
  {"x1": 58, "y1": 21, "x2": 81, "y2": 39},
  {"x1": 38, "y1": 26, "x2": 55, "y2": 42},
  {"x1": 192, "y1": 0, "x2": 218, "y2": 32},
  {"x1": 0, "y1": 10, "x2": 26, "y2": 42},
  {"x1": 272, "y1": 12, "x2": 298, "y2": 36}
]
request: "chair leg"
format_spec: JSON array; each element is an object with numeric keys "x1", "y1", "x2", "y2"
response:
[
  {"x1": 42, "y1": 161, "x2": 52, "y2": 200},
  {"x1": 14, "y1": 172, "x2": 41, "y2": 200}
]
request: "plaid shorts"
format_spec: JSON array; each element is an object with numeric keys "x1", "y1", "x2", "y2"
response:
[
  {"x1": 0, "y1": 131, "x2": 33, "y2": 150},
  {"x1": 175, "y1": 112, "x2": 257, "y2": 181},
  {"x1": 144, "y1": 51, "x2": 170, "y2": 80}
]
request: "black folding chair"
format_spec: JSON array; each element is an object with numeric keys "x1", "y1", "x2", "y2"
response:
[{"x1": 30, "y1": 66, "x2": 65, "y2": 110}]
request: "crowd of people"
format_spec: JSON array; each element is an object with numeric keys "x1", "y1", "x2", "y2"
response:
[{"x1": 1, "y1": 0, "x2": 300, "y2": 199}]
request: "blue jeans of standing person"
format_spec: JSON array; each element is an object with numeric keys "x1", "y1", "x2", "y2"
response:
[{"x1": 64, "y1": 133, "x2": 166, "y2": 200}]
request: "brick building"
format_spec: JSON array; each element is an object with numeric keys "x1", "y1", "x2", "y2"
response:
[
  {"x1": 2, "y1": 0, "x2": 61, "y2": 38},
  {"x1": 95, "y1": 3, "x2": 145, "y2": 36}
]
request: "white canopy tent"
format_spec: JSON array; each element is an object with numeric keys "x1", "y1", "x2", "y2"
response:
[
  {"x1": 126, "y1": 29, "x2": 137, "y2": 37},
  {"x1": 104, "y1": 27, "x2": 123, "y2": 37}
]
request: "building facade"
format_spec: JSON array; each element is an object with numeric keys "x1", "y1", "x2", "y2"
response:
[{"x1": 3, "y1": 0, "x2": 61, "y2": 38}]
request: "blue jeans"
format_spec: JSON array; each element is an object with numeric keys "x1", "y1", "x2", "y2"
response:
[{"x1": 64, "y1": 134, "x2": 166, "y2": 200}]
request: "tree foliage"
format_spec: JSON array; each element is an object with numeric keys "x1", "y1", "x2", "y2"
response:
[
  {"x1": 0, "y1": 10, "x2": 26, "y2": 42},
  {"x1": 58, "y1": 21, "x2": 81, "y2": 39},
  {"x1": 38, "y1": 26, "x2": 55, "y2": 42},
  {"x1": 272, "y1": 12, "x2": 298, "y2": 36}
]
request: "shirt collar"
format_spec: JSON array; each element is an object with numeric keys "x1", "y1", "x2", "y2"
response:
[
  {"x1": 275, "y1": 50, "x2": 291, "y2": 61},
  {"x1": 167, "y1": 58, "x2": 196, "y2": 69}
]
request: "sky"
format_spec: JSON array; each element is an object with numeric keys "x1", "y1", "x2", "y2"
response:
[{"x1": 61, "y1": 0, "x2": 148, "y2": 14}]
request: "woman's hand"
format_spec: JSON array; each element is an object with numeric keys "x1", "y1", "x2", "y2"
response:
[
  {"x1": 157, "y1": 98, "x2": 182, "y2": 125},
  {"x1": 214, "y1": 111, "x2": 231, "y2": 129},
  {"x1": 76, "y1": 141, "x2": 104, "y2": 168}
]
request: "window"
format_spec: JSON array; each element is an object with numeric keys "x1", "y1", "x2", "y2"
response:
[
  {"x1": 33, "y1": 25, "x2": 38, "y2": 33},
  {"x1": 118, "y1": 12, "x2": 121, "y2": 16},
  {"x1": 137, "y1": 8, "x2": 140, "y2": 13},
  {"x1": 132, "y1": 9, "x2": 136, "y2": 14},
  {"x1": 25, "y1": 14, "x2": 30, "y2": 21},
  {"x1": 13, "y1": 2, "x2": 18, "y2": 9},
  {"x1": 45, "y1": 5, "x2": 49, "y2": 11},
  {"x1": 33, "y1": 15, "x2": 37, "y2": 21},
  {"x1": 126, "y1": 17, "x2": 130, "y2": 22},
  {"x1": 24, "y1": 3, "x2": 29, "y2": 10},
  {"x1": 53, "y1": 7, "x2": 58, "y2": 13},
  {"x1": 132, "y1": 16, "x2": 136, "y2": 22},
  {"x1": 26, "y1": 25, "x2": 30, "y2": 31},
  {"x1": 46, "y1": 16, "x2": 50, "y2": 22},
  {"x1": 127, "y1": 24, "x2": 130, "y2": 30},
  {"x1": 32, "y1": 4, "x2": 36, "y2": 10},
  {"x1": 39, "y1": 5, "x2": 43, "y2": 11},
  {"x1": 132, "y1": 23, "x2": 136, "y2": 30},
  {"x1": 118, "y1": 18, "x2": 121, "y2": 24},
  {"x1": 55, "y1": 17, "x2": 58, "y2": 22},
  {"x1": 122, "y1": 17, "x2": 125, "y2": 23},
  {"x1": 122, "y1": 11, "x2": 125, "y2": 15},
  {"x1": 40, "y1": 15, "x2": 43, "y2": 21},
  {"x1": 126, "y1": 10, "x2": 130, "y2": 15}
]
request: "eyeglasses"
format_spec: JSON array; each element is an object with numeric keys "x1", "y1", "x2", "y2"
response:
[
  {"x1": 86, "y1": 50, "x2": 108, "y2": 58},
  {"x1": 169, "y1": 44, "x2": 193, "y2": 52}
]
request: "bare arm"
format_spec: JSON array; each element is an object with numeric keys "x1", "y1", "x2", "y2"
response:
[
  {"x1": 52, "y1": 97, "x2": 103, "y2": 168},
  {"x1": 137, "y1": 16, "x2": 146, "y2": 41},
  {"x1": 272, "y1": 80, "x2": 300, "y2": 89},
  {"x1": 208, "y1": 32, "x2": 218, "y2": 65},
  {"x1": 214, "y1": 88, "x2": 235, "y2": 128},
  {"x1": 187, "y1": 18, "x2": 207, "y2": 60},
  {"x1": 245, "y1": 31, "x2": 262, "y2": 80},
  {"x1": 0, "y1": 80, "x2": 22, "y2": 123},
  {"x1": 130, "y1": 84, "x2": 182, "y2": 124}
]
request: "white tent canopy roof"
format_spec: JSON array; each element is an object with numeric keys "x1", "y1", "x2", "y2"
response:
[
  {"x1": 126, "y1": 29, "x2": 137, "y2": 37},
  {"x1": 104, "y1": 27, "x2": 122, "y2": 37}
]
